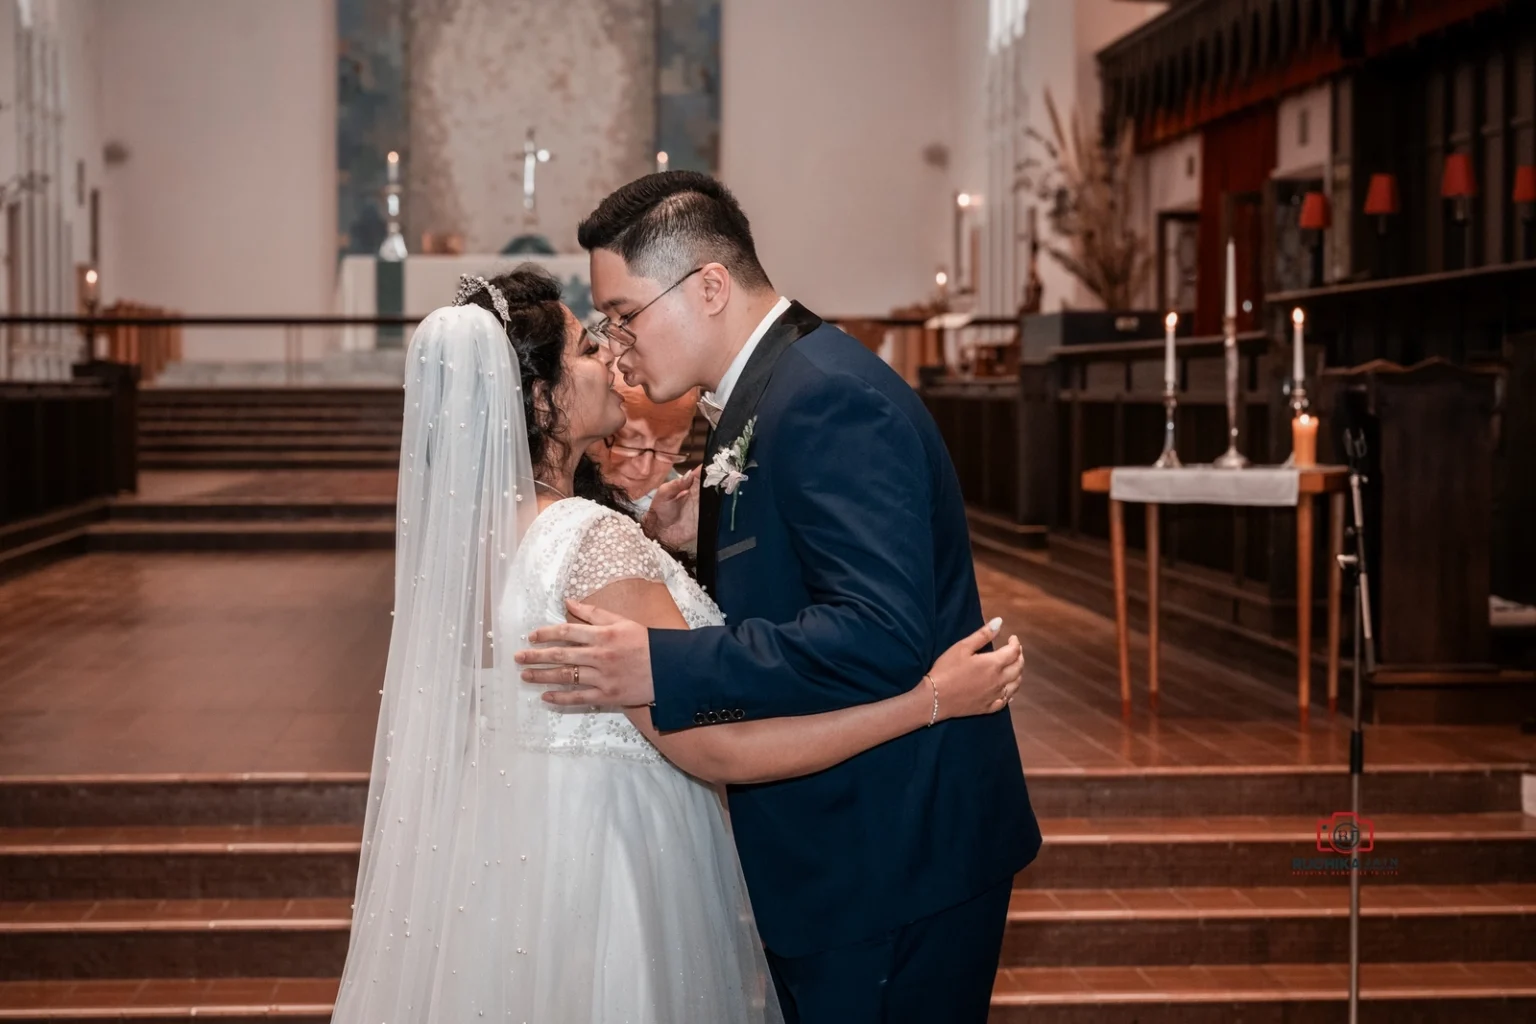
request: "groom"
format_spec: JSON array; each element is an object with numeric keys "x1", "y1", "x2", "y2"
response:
[{"x1": 518, "y1": 172, "x2": 1040, "y2": 1022}]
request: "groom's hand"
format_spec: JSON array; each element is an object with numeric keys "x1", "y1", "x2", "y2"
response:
[
  {"x1": 515, "y1": 599, "x2": 656, "y2": 707},
  {"x1": 641, "y1": 466, "x2": 700, "y2": 552}
]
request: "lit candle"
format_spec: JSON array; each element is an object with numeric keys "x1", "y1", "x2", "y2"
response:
[
  {"x1": 1292, "y1": 413, "x2": 1318, "y2": 468},
  {"x1": 1291, "y1": 307, "x2": 1306, "y2": 384},
  {"x1": 1225, "y1": 238, "x2": 1237, "y2": 320},
  {"x1": 1163, "y1": 312, "x2": 1178, "y2": 390},
  {"x1": 656, "y1": 151, "x2": 669, "y2": 173},
  {"x1": 387, "y1": 150, "x2": 400, "y2": 184}
]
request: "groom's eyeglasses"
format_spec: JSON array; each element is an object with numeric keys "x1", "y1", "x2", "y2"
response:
[
  {"x1": 588, "y1": 267, "x2": 703, "y2": 355},
  {"x1": 603, "y1": 437, "x2": 689, "y2": 466}
]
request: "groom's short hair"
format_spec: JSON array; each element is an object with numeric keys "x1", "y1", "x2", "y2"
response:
[{"x1": 578, "y1": 172, "x2": 772, "y2": 291}]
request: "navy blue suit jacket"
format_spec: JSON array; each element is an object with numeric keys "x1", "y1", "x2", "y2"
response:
[{"x1": 649, "y1": 304, "x2": 1041, "y2": 958}]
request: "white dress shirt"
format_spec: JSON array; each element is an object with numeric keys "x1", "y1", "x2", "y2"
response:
[{"x1": 699, "y1": 296, "x2": 791, "y2": 427}]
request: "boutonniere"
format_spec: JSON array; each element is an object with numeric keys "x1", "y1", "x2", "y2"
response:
[{"x1": 703, "y1": 416, "x2": 756, "y2": 530}]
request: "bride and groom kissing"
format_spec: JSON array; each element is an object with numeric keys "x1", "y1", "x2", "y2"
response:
[{"x1": 332, "y1": 172, "x2": 1042, "y2": 1024}]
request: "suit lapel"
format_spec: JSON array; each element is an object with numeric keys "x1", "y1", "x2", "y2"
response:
[{"x1": 696, "y1": 301, "x2": 823, "y2": 599}]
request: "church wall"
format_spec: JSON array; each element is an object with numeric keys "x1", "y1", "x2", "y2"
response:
[
  {"x1": 719, "y1": 0, "x2": 958, "y2": 317},
  {"x1": 95, "y1": 0, "x2": 336, "y2": 362}
]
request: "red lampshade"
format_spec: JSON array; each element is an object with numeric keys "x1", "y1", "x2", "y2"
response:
[
  {"x1": 1298, "y1": 190, "x2": 1331, "y2": 230},
  {"x1": 1363, "y1": 173, "x2": 1400, "y2": 216},
  {"x1": 1513, "y1": 165, "x2": 1536, "y2": 204},
  {"x1": 1441, "y1": 152, "x2": 1477, "y2": 199}
]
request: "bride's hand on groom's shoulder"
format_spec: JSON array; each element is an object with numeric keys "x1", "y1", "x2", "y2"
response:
[
  {"x1": 641, "y1": 466, "x2": 700, "y2": 551},
  {"x1": 927, "y1": 619, "x2": 1025, "y2": 721}
]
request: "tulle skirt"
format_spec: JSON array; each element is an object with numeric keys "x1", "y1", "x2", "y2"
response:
[{"x1": 335, "y1": 746, "x2": 780, "y2": 1024}]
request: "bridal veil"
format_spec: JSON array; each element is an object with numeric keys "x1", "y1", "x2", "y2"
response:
[{"x1": 333, "y1": 300, "x2": 543, "y2": 1022}]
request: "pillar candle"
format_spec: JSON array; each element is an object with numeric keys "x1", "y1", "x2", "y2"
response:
[
  {"x1": 1163, "y1": 312, "x2": 1178, "y2": 390},
  {"x1": 1292, "y1": 308, "x2": 1305, "y2": 384},
  {"x1": 387, "y1": 150, "x2": 400, "y2": 184},
  {"x1": 1225, "y1": 239, "x2": 1236, "y2": 320},
  {"x1": 1292, "y1": 413, "x2": 1318, "y2": 467}
]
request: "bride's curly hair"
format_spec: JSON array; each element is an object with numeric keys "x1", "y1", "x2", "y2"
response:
[{"x1": 460, "y1": 264, "x2": 631, "y2": 515}]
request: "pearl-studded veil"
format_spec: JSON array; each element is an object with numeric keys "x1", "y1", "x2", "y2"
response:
[{"x1": 333, "y1": 299, "x2": 542, "y2": 1022}]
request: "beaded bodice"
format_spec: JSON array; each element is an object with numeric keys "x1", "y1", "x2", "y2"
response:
[{"x1": 496, "y1": 498, "x2": 723, "y2": 763}]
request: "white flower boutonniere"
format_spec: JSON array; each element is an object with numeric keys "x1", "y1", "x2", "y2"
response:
[{"x1": 703, "y1": 416, "x2": 756, "y2": 530}]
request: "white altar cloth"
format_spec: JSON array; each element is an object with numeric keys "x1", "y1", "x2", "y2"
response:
[{"x1": 1109, "y1": 465, "x2": 1305, "y2": 507}]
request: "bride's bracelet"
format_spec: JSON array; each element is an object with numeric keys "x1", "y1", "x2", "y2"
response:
[{"x1": 925, "y1": 673, "x2": 939, "y2": 726}]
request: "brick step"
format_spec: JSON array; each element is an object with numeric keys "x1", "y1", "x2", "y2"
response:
[
  {"x1": 141, "y1": 387, "x2": 402, "y2": 402},
  {"x1": 0, "y1": 777, "x2": 368, "y2": 829},
  {"x1": 4, "y1": 768, "x2": 1520, "y2": 831},
  {"x1": 108, "y1": 501, "x2": 396, "y2": 523},
  {"x1": 0, "y1": 826, "x2": 361, "y2": 901},
  {"x1": 0, "y1": 977, "x2": 335, "y2": 1022},
  {"x1": 138, "y1": 451, "x2": 399, "y2": 471},
  {"x1": 1001, "y1": 885, "x2": 1536, "y2": 967},
  {"x1": 86, "y1": 520, "x2": 394, "y2": 552},
  {"x1": 138, "y1": 436, "x2": 399, "y2": 453},
  {"x1": 139, "y1": 423, "x2": 401, "y2": 438},
  {"x1": 0, "y1": 899, "x2": 350, "y2": 980},
  {"x1": 138, "y1": 404, "x2": 403, "y2": 416},
  {"x1": 1018, "y1": 813, "x2": 1536, "y2": 888},
  {"x1": 1022, "y1": 765, "x2": 1528, "y2": 817},
  {"x1": 988, "y1": 962, "x2": 1536, "y2": 1024}
]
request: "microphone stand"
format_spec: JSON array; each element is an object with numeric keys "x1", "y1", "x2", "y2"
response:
[{"x1": 1337, "y1": 428, "x2": 1377, "y2": 1024}]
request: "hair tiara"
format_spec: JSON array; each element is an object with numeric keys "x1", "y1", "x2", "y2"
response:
[{"x1": 454, "y1": 274, "x2": 510, "y2": 324}]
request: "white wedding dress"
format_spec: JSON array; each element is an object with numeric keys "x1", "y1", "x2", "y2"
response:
[
  {"x1": 489, "y1": 496, "x2": 779, "y2": 1022},
  {"x1": 332, "y1": 302, "x2": 778, "y2": 1024}
]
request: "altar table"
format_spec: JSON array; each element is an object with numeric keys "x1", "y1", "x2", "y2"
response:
[{"x1": 1081, "y1": 465, "x2": 1349, "y2": 721}]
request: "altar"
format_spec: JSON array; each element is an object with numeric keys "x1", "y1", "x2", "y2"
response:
[{"x1": 335, "y1": 253, "x2": 593, "y2": 352}]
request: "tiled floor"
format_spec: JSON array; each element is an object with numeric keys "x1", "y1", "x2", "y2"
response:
[
  {"x1": 0, "y1": 552, "x2": 389, "y2": 776},
  {"x1": 0, "y1": 544, "x2": 1530, "y2": 778}
]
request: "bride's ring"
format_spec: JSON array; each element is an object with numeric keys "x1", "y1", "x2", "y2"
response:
[{"x1": 571, "y1": 665, "x2": 580, "y2": 685}]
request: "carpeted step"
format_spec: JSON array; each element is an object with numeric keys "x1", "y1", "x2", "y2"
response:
[
  {"x1": 0, "y1": 976, "x2": 337, "y2": 1022},
  {"x1": 0, "y1": 899, "x2": 351, "y2": 980},
  {"x1": 988, "y1": 961, "x2": 1536, "y2": 1023},
  {"x1": 1017, "y1": 813, "x2": 1536, "y2": 888},
  {"x1": 0, "y1": 825, "x2": 361, "y2": 901},
  {"x1": 1000, "y1": 884, "x2": 1536, "y2": 966}
]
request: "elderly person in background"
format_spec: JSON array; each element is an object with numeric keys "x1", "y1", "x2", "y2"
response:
[{"x1": 591, "y1": 377, "x2": 699, "y2": 515}]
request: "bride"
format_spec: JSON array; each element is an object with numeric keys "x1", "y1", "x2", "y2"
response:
[{"x1": 331, "y1": 266, "x2": 1025, "y2": 1023}]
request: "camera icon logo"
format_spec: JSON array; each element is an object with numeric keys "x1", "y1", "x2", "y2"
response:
[{"x1": 1317, "y1": 810, "x2": 1375, "y2": 855}]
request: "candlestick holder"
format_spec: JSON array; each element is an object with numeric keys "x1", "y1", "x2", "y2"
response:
[
  {"x1": 1281, "y1": 381, "x2": 1310, "y2": 467},
  {"x1": 1153, "y1": 385, "x2": 1181, "y2": 468},
  {"x1": 1212, "y1": 313, "x2": 1249, "y2": 468}
]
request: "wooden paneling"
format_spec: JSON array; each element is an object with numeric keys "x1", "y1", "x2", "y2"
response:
[{"x1": 1198, "y1": 106, "x2": 1278, "y2": 335}]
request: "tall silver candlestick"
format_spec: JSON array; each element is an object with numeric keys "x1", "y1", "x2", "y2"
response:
[
  {"x1": 379, "y1": 150, "x2": 407, "y2": 261},
  {"x1": 1154, "y1": 311, "x2": 1181, "y2": 467},
  {"x1": 1212, "y1": 311, "x2": 1249, "y2": 467}
]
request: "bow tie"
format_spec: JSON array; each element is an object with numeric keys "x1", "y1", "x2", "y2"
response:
[{"x1": 699, "y1": 393, "x2": 724, "y2": 428}]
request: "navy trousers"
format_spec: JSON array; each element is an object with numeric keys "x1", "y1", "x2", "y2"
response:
[{"x1": 763, "y1": 878, "x2": 1012, "y2": 1024}]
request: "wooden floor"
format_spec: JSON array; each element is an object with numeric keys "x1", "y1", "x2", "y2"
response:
[{"x1": 0, "y1": 528, "x2": 1531, "y2": 778}]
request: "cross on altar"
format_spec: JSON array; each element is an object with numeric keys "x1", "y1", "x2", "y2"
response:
[{"x1": 522, "y1": 129, "x2": 551, "y2": 212}]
